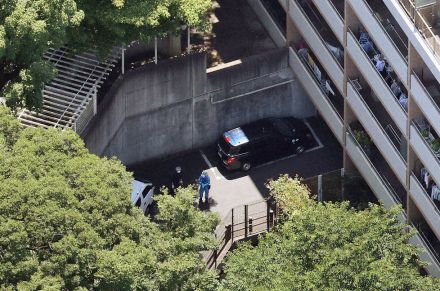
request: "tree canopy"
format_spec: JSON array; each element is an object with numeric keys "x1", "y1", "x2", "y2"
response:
[
  {"x1": 220, "y1": 175, "x2": 440, "y2": 291},
  {"x1": 0, "y1": 0, "x2": 211, "y2": 110},
  {"x1": 0, "y1": 106, "x2": 219, "y2": 290}
]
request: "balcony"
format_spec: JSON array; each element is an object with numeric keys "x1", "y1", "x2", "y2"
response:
[
  {"x1": 289, "y1": 47, "x2": 344, "y2": 143},
  {"x1": 348, "y1": 0, "x2": 408, "y2": 82},
  {"x1": 410, "y1": 174, "x2": 440, "y2": 238},
  {"x1": 346, "y1": 30, "x2": 407, "y2": 134},
  {"x1": 345, "y1": 131, "x2": 403, "y2": 209},
  {"x1": 410, "y1": 121, "x2": 440, "y2": 186},
  {"x1": 310, "y1": 0, "x2": 344, "y2": 43},
  {"x1": 347, "y1": 82, "x2": 407, "y2": 185},
  {"x1": 288, "y1": 0, "x2": 344, "y2": 93},
  {"x1": 398, "y1": 0, "x2": 440, "y2": 63},
  {"x1": 408, "y1": 227, "x2": 440, "y2": 277},
  {"x1": 411, "y1": 72, "x2": 440, "y2": 136}
]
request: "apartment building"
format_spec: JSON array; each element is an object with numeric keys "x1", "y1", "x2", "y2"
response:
[{"x1": 271, "y1": 0, "x2": 440, "y2": 276}]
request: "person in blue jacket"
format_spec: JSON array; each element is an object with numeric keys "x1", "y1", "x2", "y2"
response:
[{"x1": 198, "y1": 171, "x2": 211, "y2": 203}]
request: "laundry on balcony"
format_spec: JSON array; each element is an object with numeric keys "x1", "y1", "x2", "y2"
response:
[
  {"x1": 398, "y1": 93, "x2": 408, "y2": 111},
  {"x1": 359, "y1": 31, "x2": 374, "y2": 55},
  {"x1": 391, "y1": 80, "x2": 402, "y2": 97},
  {"x1": 298, "y1": 47, "x2": 334, "y2": 96},
  {"x1": 325, "y1": 42, "x2": 344, "y2": 63}
]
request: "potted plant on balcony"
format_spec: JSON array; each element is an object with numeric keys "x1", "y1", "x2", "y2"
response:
[
  {"x1": 354, "y1": 129, "x2": 371, "y2": 156},
  {"x1": 421, "y1": 129, "x2": 430, "y2": 140},
  {"x1": 430, "y1": 139, "x2": 440, "y2": 158}
]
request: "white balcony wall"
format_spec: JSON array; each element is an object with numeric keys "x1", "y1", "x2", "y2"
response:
[
  {"x1": 247, "y1": 0, "x2": 286, "y2": 48},
  {"x1": 411, "y1": 74, "x2": 440, "y2": 136},
  {"x1": 289, "y1": 48, "x2": 344, "y2": 143},
  {"x1": 289, "y1": 0, "x2": 344, "y2": 93},
  {"x1": 347, "y1": 83, "x2": 407, "y2": 185},
  {"x1": 408, "y1": 233, "x2": 440, "y2": 277},
  {"x1": 310, "y1": 0, "x2": 344, "y2": 44},
  {"x1": 346, "y1": 133, "x2": 399, "y2": 208},
  {"x1": 383, "y1": 0, "x2": 440, "y2": 85},
  {"x1": 410, "y1": 125, "x2": 440, "y2": 186},
  {"x1": 348, "y1": 0, "x2": 407, "y2": 83},
  {"x1": 410, "y1": 175, "x2": 440, "y2": 238},
  {"x1": 347, "y1": 32, "x2": 407, "y2": 134},
  {"x1": 278, "y1": 0, "x2": 287, "y2": 11}
]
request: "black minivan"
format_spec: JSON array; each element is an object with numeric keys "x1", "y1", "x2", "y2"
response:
[{"x1": 217, "y1": 117, "x2": 314, "y2": 171}]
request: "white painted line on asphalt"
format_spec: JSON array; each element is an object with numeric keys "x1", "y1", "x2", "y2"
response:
[
  {"x1": 199, "y1": 150, "x2": 223, "y2": 180},
  {"x1": 252, "y1": 121, "x2": 324, "y2": 170},
  {"x1": 304, "y1": 120, "x2": 324, "y2": 148},
  {"x1": 200, "y1": 149, "x2": 213, "y2": 168}
]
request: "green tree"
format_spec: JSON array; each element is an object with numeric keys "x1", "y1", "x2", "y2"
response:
[
  {"x1": 221, "y1": 175, "x2": 440, "y2": 291},
  {"x1": 0, "y1": 0, "x2": 211, "y2": 110},
  {"x1": 70, "y1": 0, "x2": 212, "y2": 55},
  {"x1": 0, "y1": 108, "x2": 219, "y2": 290},
  {"x1": 0, "y1": 0, "x2": 84, "y2": 110}
]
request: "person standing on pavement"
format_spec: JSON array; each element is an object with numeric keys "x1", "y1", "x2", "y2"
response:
[
  {"x1": 198, "y1": 171, "x2": 211, "y2": 203},
  {"x1": 170, "y1": 166, "x2": 183, "y2": 196}
]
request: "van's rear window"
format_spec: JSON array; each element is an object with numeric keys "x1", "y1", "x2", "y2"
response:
[{"x1": 220, "y1": 138, "x2": 243, "y2": 155}]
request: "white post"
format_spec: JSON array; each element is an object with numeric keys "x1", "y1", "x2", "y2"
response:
[
  {"x1": 121, "y1": 47, "x2": 125, "y2": 75},
  {"x1": 318, "y1": 174, "x2": 323, "y2": 202},
  {"x1": 154, "y1": 37, "x2": 158, "y2": 64},
  {"x1": 93, "y1": 85, "x2": 97, "y2": 115},
  {"x1": 187, "y1": 26, "x2": 191, "y2": 53},
  {"x1": 341, "y1": 168, "x2": 345, "y2": 201}
]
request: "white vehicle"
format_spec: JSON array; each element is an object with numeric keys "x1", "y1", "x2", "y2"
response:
[{"x1": 131, "y1": 179, "x2": 155, "y2": 214}]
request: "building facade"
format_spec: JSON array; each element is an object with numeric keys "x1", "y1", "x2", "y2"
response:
[{"x1": 274, "y1": 0, "x2": 440, "y2": 276}]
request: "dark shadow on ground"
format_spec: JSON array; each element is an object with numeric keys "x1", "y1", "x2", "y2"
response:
[{"x1": 130, "y1": 115, "x2": 343, "y2": 201}]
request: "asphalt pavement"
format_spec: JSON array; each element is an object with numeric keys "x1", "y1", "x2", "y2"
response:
[{"x1": 130, "y1": 117, "x2": 342, "y2": 219}]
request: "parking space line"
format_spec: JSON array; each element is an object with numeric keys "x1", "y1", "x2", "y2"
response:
[
  {"x1": 253, "y1": 121, "x2": 324, "y2": 170},
  {"x1": 304, "y1": 120, "x2": 324, "y2": 148},
  {"x1": 199, "y1": 150, "x2": 223, "y2": 180},
  {"x1": 253, "y1": 144, "x2": 323, "y2": 170}
]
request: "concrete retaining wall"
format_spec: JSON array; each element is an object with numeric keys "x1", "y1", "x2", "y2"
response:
[{"x1": 84, "y1": 47, "x2": 314, "y2": 166}]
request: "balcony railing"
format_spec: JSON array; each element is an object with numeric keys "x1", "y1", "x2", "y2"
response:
[
  {"x1": 398, "y1": 0, "x2": 440, "y2": 61},
  {"x1": 362, "y1": 0, "x2": 408, "y2": 61},
  {"x1": 412, "y1": 119, "x2": 440, "y2": 161},
  {"x1": 347, "y1": 127, "x2": 404, "y2": 207},
  {"x1": 294, "y1": 47, "x2": 344, "y2": 117},
  {"x1": 347, "y1": 28, "x2": 408, "y2": 114},
  {"x1": 289, "y1": 0, "x2": 344, "y2": 94},
  {"x1": 295, "y1": 0, "x2": 344, "y2": 68},
  {"x1": 347, "y1": 29, "x2": 408, "y2": 135},
  {"x1": 411, "y1": 172, "x2": 440, "y2": 218},
  {"x1": 329, "y1": 0, "x2": 344, "y2": 19},
  {"x1": 348, "y1": 79, "x2": 407, "y2": 162},
  {"x1": 413, "y1": 221, "x2": 440, "y2": 266},
  {"x1": 412, "y1": 71, "x2": 440, "y2": 114}
]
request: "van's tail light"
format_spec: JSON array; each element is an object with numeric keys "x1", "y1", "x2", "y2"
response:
[{"x1": 226, "y1": 157, "x2": 236, "y2": 165}]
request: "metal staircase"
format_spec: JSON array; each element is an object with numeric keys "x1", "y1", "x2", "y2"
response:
[{"x1": 18, "y1": 47, "x2": 120, "y2": 134}]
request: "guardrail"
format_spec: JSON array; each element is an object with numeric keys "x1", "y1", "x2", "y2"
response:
[
  {"x1": 204, "y1": 198, "x2": 279, "y2": 270},
  {"x1": 398, "y1": 0, "x2": 440, "y2": 59}
]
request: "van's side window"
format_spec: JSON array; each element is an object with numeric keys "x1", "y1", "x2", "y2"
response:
[
  {"x1": 239, "y1": 144, "x2": 250, "y2": 154},
  {"x1": 142, "y1": 185, "x2": 153, "y2": 198},
  {"x1": 135, "y1": 198, "x2": 141, "y2": 207}
]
